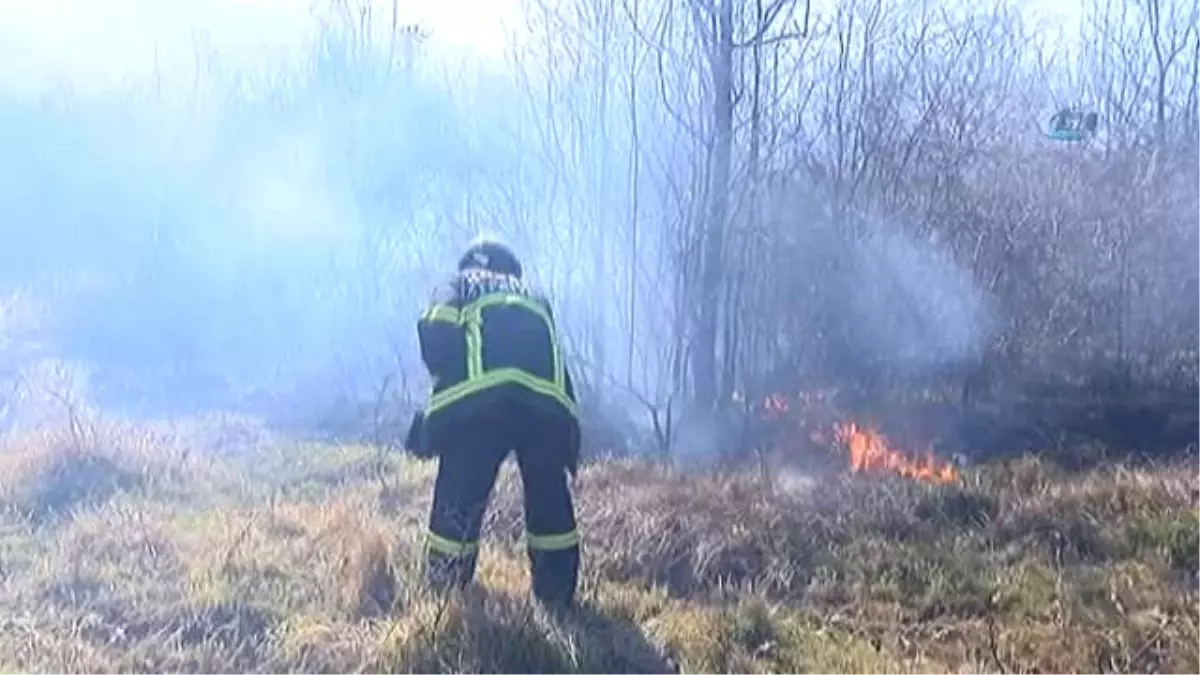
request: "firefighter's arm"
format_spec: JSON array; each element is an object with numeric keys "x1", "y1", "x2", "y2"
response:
[
  {"x1": 541, "y1": 297, "x2": 578, "y2": 404},
  {"x1": 403, "y1": 410, "x2": 435, "y2": 459},
  {"x1": 564, "y1": 363, "x2": 581, "y2": 477},
  {"x1": 417, "y1": 282, "x2": 464, "y2": 380},
  {"x1": 541, "y1": 297, "x2": 582, "y2": 476}
]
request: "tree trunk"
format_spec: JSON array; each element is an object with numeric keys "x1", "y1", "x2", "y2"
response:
[{"x1": 692, "y1": 0, "x2": 735, "y2": 413}]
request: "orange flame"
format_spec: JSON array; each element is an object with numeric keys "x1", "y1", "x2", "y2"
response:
[{"x1": 834, "y1": 421, "x2": 959, "y2": 484}]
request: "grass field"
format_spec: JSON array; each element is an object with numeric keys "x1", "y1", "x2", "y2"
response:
[{"x1": 0, "y1": 418, "x2": 1196, "y2": 673}]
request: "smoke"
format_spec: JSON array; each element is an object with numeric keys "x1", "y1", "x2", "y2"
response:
[
  {"x1": 0, "y1": 1, "x2": 679, "y2": 441},
  {"x1": 0, "y1": 9, "x2": 408, "y2": 424},
  {"x1": 846, "y1": 227, "x2": 994, "y2": 374},
  {"x1": 2, "y1": 0, "x2": 1192, "y2": 462},
  {"x1": 662, "y1": 217, "x2": 995, "y2": 465}
]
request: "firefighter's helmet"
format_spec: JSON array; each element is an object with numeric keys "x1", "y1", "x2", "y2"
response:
[{"x1": 457, "y1": 236, "x2": 524, "y2": 279}]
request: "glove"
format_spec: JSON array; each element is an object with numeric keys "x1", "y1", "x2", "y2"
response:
[{"x1": 404, "y1": 410, "x2": 435, "y2": 459}]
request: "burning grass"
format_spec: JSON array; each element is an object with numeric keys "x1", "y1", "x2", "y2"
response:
[
  {"x1": 0, "y1": 419, "x2": 1195, "y2": 673},
  {"x1": 835, "y1": 421, "x2": 960, "y2": 484}
]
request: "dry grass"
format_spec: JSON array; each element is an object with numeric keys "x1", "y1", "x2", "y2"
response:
[{"x1": 0, "y1": 420, "x2": 1196, "y2": 673}]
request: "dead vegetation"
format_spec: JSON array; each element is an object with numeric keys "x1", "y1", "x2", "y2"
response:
[{"x1": 0, "y1": 421, "x2": 1195, "y2": 673}]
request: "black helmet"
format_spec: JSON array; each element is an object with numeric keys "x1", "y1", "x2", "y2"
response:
[{"x1": 457, "y1": 236, "x2": 523, "y2": 279}]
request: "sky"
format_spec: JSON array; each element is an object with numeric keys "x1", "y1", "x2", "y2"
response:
[{"x1": 0, "y1": 0, "x2": 1085, "y2": 94}]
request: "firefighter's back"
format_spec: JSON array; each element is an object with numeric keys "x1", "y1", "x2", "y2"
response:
[{"x1": 421, "y1": 266, "x2": 578, "y2": 443}]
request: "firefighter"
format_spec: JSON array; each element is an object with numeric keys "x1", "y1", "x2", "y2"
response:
[{"x1": 409, "y1": 236, "x2": 582, "y2": 608}]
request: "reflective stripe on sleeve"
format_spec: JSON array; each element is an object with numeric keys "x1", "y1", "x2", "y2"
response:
[{"x1": 422, "y1": 304, "x2": 461, "y2": 323}]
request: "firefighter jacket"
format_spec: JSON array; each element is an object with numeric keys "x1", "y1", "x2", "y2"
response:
[{"x1": 416, "y1": 268, "x2": 580, "y2": 459}]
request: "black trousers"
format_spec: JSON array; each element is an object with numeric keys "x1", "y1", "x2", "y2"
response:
[{"x1": 424, "y1": 398, "x2": 580, "y2": 606}]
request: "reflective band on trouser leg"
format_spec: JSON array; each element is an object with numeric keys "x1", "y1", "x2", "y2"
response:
[
  {"x1": 527, "y1": 530, "x2": 580, "y2": 551},
  {"x1": 527, "y1": 531, "x2": 580, "y2": 606},
  {"x1": 425, "y1": 531, "x2": 480, "y2": 590},
  {"x1": 426, "y1": 531, "x2": 479, "y2": 557}
]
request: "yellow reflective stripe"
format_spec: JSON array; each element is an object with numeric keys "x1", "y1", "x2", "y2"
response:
[
  {"x1": 426, "y1": 531, "x2": 478, "y2": 556},
  {"x1": 527, "y1": 530, "x2": 580, "y2": 550},
  {"x1": 460, "y1": 293, "x2": 566, "y2": 393},
  {"x1": 426, "y1": 368, "x2": 578, "y2": 418},
  {"x1": 422, "y1": 304, "x2": 461, "y2": 323},
  {"x1": 464, "y1": 311, "x2": 484, "y2": 380},
  {"x1": 554, "y1": 336, "x2": 564, "y2": 394}
]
